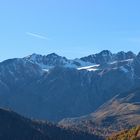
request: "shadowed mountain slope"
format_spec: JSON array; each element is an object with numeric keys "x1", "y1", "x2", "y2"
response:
[{"x1": 59, "y1": 88, "x2": 140, "y2": 136}]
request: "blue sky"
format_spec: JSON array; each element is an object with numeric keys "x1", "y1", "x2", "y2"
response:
[{"x1": 0, "y1": 0, "x2": 140, "y2": 61}]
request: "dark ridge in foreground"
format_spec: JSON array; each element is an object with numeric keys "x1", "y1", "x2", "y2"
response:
[{"x1": 0, "y1": 108, "x2": 103, "y2": 140}]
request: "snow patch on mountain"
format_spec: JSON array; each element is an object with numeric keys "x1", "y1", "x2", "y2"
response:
[{"x1": 77, "y1": 65, "x2": 100, "y2": 71}]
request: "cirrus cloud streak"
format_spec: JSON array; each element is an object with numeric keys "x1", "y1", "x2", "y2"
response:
[{"x1": 26, "y1": 32, "x2": 50, "y2": 40}]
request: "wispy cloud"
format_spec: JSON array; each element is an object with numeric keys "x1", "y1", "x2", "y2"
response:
[{"x1": 26, "y1": 32, "x2": 49, "y2": 40}]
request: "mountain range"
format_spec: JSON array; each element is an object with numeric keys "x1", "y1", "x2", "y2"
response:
[{"x1": 1, "y1": 50, "x2": 140, "y2": 139}]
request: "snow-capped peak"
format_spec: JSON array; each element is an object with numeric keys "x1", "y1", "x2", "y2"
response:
[
  {"x1": 24, "y1": 53, "x2": 93, "y2": 70},
  {"x1": 23, "y1": 51, "x2": 137, "y2": 72}
]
